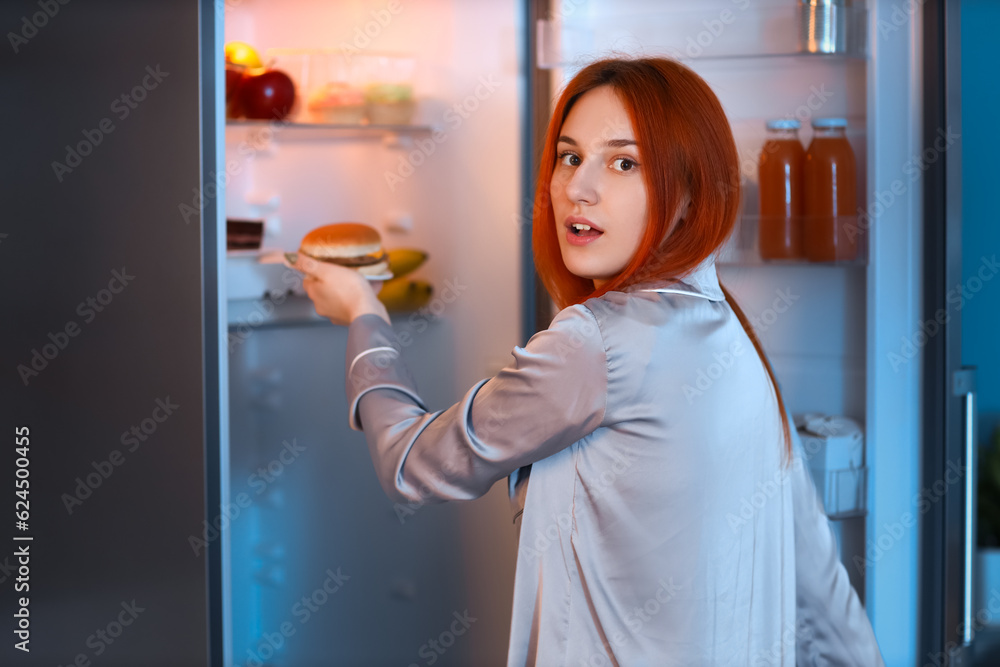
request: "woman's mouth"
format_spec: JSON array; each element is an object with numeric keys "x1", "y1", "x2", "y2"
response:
[{"x1": 565, "y1": 219, "x2": 604, "y2": 246}]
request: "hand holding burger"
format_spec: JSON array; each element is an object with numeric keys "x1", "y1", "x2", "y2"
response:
[{"x1": 285, "y1": 223, "x2": 391, "y2": 326}]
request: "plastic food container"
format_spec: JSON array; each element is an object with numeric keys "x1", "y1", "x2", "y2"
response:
[
  {"x1": 264, "y1": 50, "x2": 417, "y2": 126},
  {"x1": 796, "y1": 414, "x2": 867, "y2": 518},
  {"x1": 363, "y1": 54, "x2": 416, "y2": 125},
  {"x1": 265, "y1": 48, "x2": 368, "y2": 124}
]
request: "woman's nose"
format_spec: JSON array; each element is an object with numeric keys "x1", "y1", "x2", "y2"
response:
[{"x1": 564, "y1": 161, "x2": 598, "y2": 205}]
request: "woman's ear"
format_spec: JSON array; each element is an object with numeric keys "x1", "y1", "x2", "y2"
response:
[
  {"x1": 665, "y1": 193, "x2": 691, "y2": 237},
  {"x1": 676, "y1": 193, "x2": 692, "y2": 223}
]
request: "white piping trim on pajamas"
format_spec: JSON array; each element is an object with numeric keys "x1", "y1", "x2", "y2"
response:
[
  {"x1": 348, "y1": 346, "x2": 399, "y2": 378},
  {"x1": 637, "y1": 288, "x2": 716, "y2": 300}
]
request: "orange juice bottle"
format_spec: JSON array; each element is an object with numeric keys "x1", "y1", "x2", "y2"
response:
[
  {"x1": 803, "y1": 118, "x2": 858, "y2": 262},
  {"x1": 758, "y1": 119, "x2": 804, "y2": 260}
]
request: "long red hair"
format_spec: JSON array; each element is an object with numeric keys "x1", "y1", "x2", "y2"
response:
[{"x1": 532, "y1": 57, "x2": 792, "y2": 464}]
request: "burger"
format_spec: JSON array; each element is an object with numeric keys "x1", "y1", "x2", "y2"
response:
[{"x1": 298, "y1": 223, "x2": 389, "y2": 277}]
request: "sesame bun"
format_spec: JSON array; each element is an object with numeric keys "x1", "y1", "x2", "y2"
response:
[{"x1": 299, "y1": 223, "x2": 389, "y2": 275}]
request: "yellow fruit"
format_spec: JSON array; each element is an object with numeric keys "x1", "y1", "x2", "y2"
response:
[
  {"x1": 386, "y1": 248, "x2": 429, "y2": 279},
  {"x1": 225, "y1": 41, "x2": 262, "y2": 68},
  {"x1": 377, "y1": 278, "x2": 434, "y2": 311}
]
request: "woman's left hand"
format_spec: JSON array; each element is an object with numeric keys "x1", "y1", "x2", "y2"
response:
[{"x1": 284, "y1": 253, "x2": 391, "y2": 327}]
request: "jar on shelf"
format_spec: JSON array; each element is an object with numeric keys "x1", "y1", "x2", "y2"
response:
[
  {"x1": 758, "y1": 119, "x2": 805, "y2": 260},
  {"x1": 803, "y1": 117, "x2": 858, "y2": 262}
]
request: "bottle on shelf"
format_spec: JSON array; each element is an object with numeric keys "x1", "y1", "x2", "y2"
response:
[
  {"x1": 758, "y1": 119, "x2": 805, "y2": 261},
  {"x1": 803, "y1": 117, "x2": 858, "y2": 262}
]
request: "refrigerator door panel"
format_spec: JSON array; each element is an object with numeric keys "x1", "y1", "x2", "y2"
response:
[
  {"x1": 863, "y1": 0, "x2": 926, "y2": 664},
  {"x1": 0, "y1": 0, "x2": 225, "y2": 664},
  {"x1": 921, "y1": 0, "x2": 978, "y2": 664}
]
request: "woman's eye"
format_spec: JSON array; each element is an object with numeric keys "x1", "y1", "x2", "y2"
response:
[
  {"x1": 557, "y1": 152, "x2": 580, "y2": 167},
  {"x1": 613, "y1": 158, "x2": 637, "y2": 172}
]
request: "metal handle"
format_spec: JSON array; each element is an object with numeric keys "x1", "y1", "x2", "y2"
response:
[{"x1": 955, "y1": 368, "x2": 978, "y2": 646}]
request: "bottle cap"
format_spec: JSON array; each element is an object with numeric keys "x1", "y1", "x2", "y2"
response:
[
  {"x1": 811, "y1": 117, "x2": 848, "y2": 129},
  {"x1": 765, "y1": 119, "x2": 801, "y2": 130}
]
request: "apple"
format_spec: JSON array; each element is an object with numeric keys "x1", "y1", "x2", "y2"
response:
[
  {"x1": 239, "y1": 69, "x2": 296, "y2": 121},
  {"x1": 225, "y1": 64, "x2": 247, "y2": 118}
]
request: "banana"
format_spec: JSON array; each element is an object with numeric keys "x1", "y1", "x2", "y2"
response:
[
  {"x1": 386, "y1": 248, "x2": 428, "y2": 279},
  {"x1": 377, "y1": 278, "x2": 434, "y2": 311}
]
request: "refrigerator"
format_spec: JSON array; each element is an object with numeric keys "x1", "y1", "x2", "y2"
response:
[{"x1": 0, "y1": 0, "x2": 973, "y2": 665}]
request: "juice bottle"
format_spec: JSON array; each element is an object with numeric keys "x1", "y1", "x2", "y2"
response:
[
  {"x1": 803, "y1": 118, "x2": 858, "y2": 262},
  {"x1": 758, "y1": 119, "x2": 804, "y2": 260}
]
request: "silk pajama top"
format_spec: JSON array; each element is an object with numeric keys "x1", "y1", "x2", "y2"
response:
[{"x1": 343, "y1": 257, "x2": 885, "y2": 666}]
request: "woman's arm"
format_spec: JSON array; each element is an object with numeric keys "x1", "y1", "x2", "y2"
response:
[
  {"x1": 343, "y1": 304, "x2": 608, "y2": 504},
  {"x1": 789, "y1": 428, "x2": 886, "y2": 666}
]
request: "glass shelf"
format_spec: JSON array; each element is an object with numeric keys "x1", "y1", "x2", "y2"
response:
[
  {"x1": 225, "y1": 119, "x2": 439, "y2": 143},
  {"x1": 717, "y1": 214, "x2": 869, "y2": 267},
  {"x1": 717, "y1": 255, "x2": 868, "y2": 268},
  {"x1": 538, "y1": 4, "x2": 868, "y2": 70}
]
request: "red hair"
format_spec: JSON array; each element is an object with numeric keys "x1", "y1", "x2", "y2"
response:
[{"x1": 532, "y1": 57, "x2": 792, "y2": 464}]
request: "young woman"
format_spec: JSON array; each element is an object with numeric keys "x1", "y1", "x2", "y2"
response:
[{"x1": 289, "y1": 57, "x2": 884, "y2": 666}]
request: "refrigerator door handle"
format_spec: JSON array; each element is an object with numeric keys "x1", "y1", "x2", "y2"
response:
[{"x1": 954, "y1": 367, "x2": 978, "y2": 646}]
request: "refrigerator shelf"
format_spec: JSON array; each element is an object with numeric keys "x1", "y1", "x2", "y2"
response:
[
  {"x1": 718, "y1": 215, "x2": 869, "y2": 267},
  {"x1": 537, "y1": 4, "x2": 868, "y2": 70},
  {"x1": 225, "y1": 119, "x2": 440, "y2": 144},
  {"x1": 716, "y1": 257, "x2": 867, "y2": 268},
  {"x1": 227, "y1": 293, "x2": 446, "y2": 329}
]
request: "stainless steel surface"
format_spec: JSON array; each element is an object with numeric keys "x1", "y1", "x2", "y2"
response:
[
  {"x1": 800, "y1": 0, "x2": 863, "y2": 55},
  {"x1": 921, "y1": 0, "x2": 969, "y2": 660},
  {"x1": 954, "y1": 368, "x2": 979, "y2": 645},
  {"x1": 0, "y1": 0, "x2": 221, "y2": 663}
]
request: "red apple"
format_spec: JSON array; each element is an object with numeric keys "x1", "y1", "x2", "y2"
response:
[
  {"x1": 225, "y1": 64, "x2": 246, "y2": 118},
  {"x1": 239, "y1": 69, "x2": 296, "y2": 121}
]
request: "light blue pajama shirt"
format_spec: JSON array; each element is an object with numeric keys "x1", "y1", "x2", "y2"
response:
[{"x1": 343, "y1": 258, "x2": 884, "y2": 666}]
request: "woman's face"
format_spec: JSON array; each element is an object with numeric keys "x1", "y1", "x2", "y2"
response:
[{"x1": 550, "y1": 85, "x2": 648, "y2": 290}]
